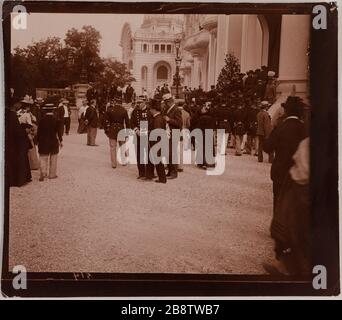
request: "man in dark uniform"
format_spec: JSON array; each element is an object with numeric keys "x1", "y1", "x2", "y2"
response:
[
  {"x1": 145, "y1": 99, "x2": 167, "y2": 183},
  {"x1": 197, "y1": 102, "x2": 216, "y2": 168},
  {"x1": 245, "y1": 99, "x2": 259, "y2": 155},
  {"x1": 103, "y1": 100, "x2": 130, "y2": 168},
  {"x1": 130, "y1": 98, "x2": 150, "y2": 178},
  {"x1": 162, "y1": 93, "x2": 182, "y2": 179},
  {"x1": 214, "y1": 102, "x2": 231, "y2": 155}
]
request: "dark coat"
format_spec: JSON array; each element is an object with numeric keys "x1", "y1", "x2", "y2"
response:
[
  {"x1": 84, "y1": 105, "x2": 98, "y2": 128},
  {"x1": 37, "y1": 114, "x2": 62, "y2": 155},
  {"x1": 246, "y1": 106, "x2": 259, "y2": 136},
  {"x1": 263, "y1": 117, "x2": 306, "y2": 183},
  {"x1": 163, "y1": 104, "x2": 182, "y2": 130},
  {"x1": 233, "y1": 107, "x2": 248, "y2": 136},
  {"x1": 5, "y1": 109, "x2": 32, "y2": 187},
  {"x1": 56, "y1": 104, "x2": 71, "y2": 122},
  {"x1": 214, "y1": 105, "x2": 231, "y2": 133},
  {"x1": 103, "y1": 105, "x2": 130, "y2": 140},
  {"x1": 130, "y1": 106, "x2": 150, "y2": 131},
  {"x1": 256, "y1": 109, "x2": 272, "y2": 137},
  {"x1": 125, "y1": 86, "x2": 134, "y2": 103}
]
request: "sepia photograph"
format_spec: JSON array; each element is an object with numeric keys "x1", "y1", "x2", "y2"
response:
[{"x1": 1, "y1": 1, "x2": 339, "y2": 297}]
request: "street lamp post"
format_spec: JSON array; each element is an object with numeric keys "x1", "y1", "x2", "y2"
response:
[
  {"x1": 173, "y1": 38, "x2": 182, "y2": 99},
  {"x1": 80, "y1": 33, "x2": 87, "y2": 84}
]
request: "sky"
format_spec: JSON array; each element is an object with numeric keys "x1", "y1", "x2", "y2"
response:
[{"x1": 11, "y1": 13, "x2": 144, "y2": 60}]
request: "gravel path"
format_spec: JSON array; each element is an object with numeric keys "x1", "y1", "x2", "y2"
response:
[{"x1": 9, "y1": 123, "x2": 274, "y2": 274}]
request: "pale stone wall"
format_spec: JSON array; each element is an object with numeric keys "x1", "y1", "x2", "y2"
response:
[{"x1": 278, "y1": 15, "x2": 310, "y2": 94}]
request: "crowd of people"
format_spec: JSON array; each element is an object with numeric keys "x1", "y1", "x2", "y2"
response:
[{"x1": 6, "y1": 64, "x2": 311, "y2": 275}]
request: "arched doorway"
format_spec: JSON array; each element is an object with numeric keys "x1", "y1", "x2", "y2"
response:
[
  {"x1": 157, "y1": 66, "x2": 168, "y2": 80},
  {"x1": 153, "y1": 61, "x2": 172, "y2": 89},
  {"x1": 240, "y1": 15, "x2": 269, "y2": 72}
]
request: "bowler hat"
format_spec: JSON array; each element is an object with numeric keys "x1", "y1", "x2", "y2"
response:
[{"x1": 281, "y1": 96, "x2": 304, "y2": 116}]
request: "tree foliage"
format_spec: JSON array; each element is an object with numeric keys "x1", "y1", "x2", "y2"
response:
[
  {"x1": 216, "y1": 52, "x2": 241, "y2": 94},
  {"x1": 99, "y1": 58, "x2": 135, "y2": 88},
  {"x1": 10, "y1": 25, "x2": 134, "y2": 98}
]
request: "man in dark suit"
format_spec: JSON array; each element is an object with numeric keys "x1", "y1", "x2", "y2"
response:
[
  {"x1": 145, "y1": 99, "x2": 167, "y2": 183},
  {"x1": 125, "y1": 84, "x2": 135, "y2": 103},
  {"x1": 37, "y1": 103, "x2": 63, "y2": 181},
  {"x1": 103, "y1": 101, "x2": 130, "y2": 168},
  {"x1": 197, "y1": 102, "x2": 216, "y2": 168},
  {"x1": 84, "y1": 99, "x2": 99, "y2": 146},
  {"x1": 214, "y1": 102, "x2": 231, "y2": 155},
  {"x1": 162, "y1": 93, "x2": 182, "y2": 179},
  {"x1": 263, "y1": 96, "x2": 306, "y2": 218},
  {"x1": 233, "y1": 102, "x2": 248, "y2": 156}
]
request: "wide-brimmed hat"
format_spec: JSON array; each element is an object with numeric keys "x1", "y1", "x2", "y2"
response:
[
  {"x1": 21, "y1": 95, "x2": 34, "y2": 105},
  {"x1": 268, "y1": 71, "x2": 276, "y2": 77},
  {"x1": 260, "y1": 100, "x2": 270, "y2": 108},
  {"x1": 162, "y1": 93, "x2": 173, "y2": 101},
  {"x1": 60, "y1": 98, "x2": 69, "y2": 104}
]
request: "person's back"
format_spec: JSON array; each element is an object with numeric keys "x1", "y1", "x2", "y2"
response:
[
  {"x1": 264, "y1": 117, "x2": 305, "y2": 182},
  {"x1": 85, "y1": 105, "x2": 98, "y2": 127},
  {"x1": 256, "y1": 109, "x2": 271, "y2": 136},
  {"x1": 37, "y1": 114, "x2": 60, "y2": 155},
  {"x1": 106, "y1": 105, "x2": 129, "y2": 127}
]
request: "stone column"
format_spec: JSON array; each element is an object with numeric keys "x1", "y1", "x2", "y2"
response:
[
  {"x1": 215, "y1": 15, "x2": 228, "y2": 83},
  {"x1": 208, "y1": 30, "x2": 217, "y2": 87},
  {"x1": 192, "y1": 55, "x2": 200, "y2": 88},
  {"x1": 278, "y1": 15, "x2": 310, "y2": 95}
]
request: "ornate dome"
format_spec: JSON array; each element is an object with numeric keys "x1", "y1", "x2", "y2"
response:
[
  {"x1": 135, "y1": 14, "x2": 184, "y2": 39},
  {"x1": 142, "y1": 14, "x2": 183, "y2": 28}
]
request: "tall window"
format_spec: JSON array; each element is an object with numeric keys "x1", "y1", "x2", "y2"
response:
[
  {"x1": 161, "y1": 44, "x2": 165, "y2": 53},
  {"x1": 154, "y1": 44, "x2": 159, "y2": 53},
  {"x1": 143, "y1": 44, "x2": 148, "y2": 53},
  {"x1": 157, "y1": 66, "x2": 168, "y2": 80},
  {"x1": 166, "y1": 44, "x2": 172, "y2": 53}
]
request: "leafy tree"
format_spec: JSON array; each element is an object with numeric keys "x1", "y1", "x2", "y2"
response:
[
  {"x1": 64, "y1": 25, "x2": 104, "y2": 83},
  {"x1": 99, "y1": 58, "x2": 135, "y2": 88},
  {"x1": 216, "y1": 52, "x2": 241, "y2": 94},
  {"x1": 10, "y1": 25, "x2": 135, "y2": 98},
  {"x1": 11, "y1": 37, "x2": 69, "y2": 96}
]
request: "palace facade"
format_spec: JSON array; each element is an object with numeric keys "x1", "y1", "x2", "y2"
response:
[{"x1": 121, "y1": 14, "x2": 310, "y2": 98}]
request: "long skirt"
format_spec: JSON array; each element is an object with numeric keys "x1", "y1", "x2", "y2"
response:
[
  {"x1": 270, "y1": 176, "x2": 311, "y2": 274},
  {"x1": 28, "y1": 145, "x2": 40, "y2": 170}
]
